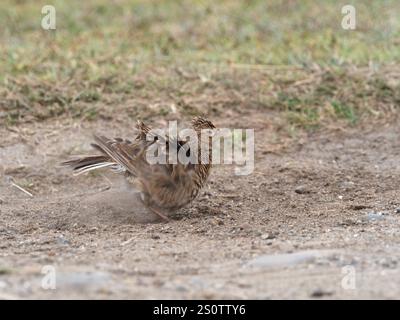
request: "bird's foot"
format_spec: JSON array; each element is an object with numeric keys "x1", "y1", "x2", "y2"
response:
[{"x1": 149, "y1": 207, "x2": 170, "y2": 222}]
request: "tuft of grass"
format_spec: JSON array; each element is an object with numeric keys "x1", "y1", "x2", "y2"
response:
[
  {"x1": 263, "y1": 67, "x2": 400, "y2": 129},
  {"x1": 0, "y1": 1, "x2": 399, "y2": 130},
  {"x1": 331, "y1": 101, "x2": 358, "y2": 124},
  {"x1": 0, "y1": 267, "x2": 12, "y2": 275}
]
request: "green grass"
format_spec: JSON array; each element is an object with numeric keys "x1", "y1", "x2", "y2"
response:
[
  {"x1": 263, "y1": 67, "x2": 400, "y2": 129},
  {"x1": 331, "y1": 101, "x2": 358, "y2": 124},
  {"x1": 0, "y1": 267, "x2": 12, "y2": 275},
  {"x1": 0, "y1": 0, "x2": 399, "y2": 128}
]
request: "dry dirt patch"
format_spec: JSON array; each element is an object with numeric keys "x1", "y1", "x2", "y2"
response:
[{"x1": 0, "y1": 120, "x2": 400, "y2": 299}]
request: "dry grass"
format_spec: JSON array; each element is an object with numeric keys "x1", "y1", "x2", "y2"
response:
[{"x1": 0, "y1": 0, "x2": 399, "y2": 130}]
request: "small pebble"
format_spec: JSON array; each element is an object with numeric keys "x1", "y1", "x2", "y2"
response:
[
  {"x1": 367, "y1": 212, "x2": 385, "y2": 221},
  {"x1": 57, "y1": 235, "x2": 70, "y2": 245},
  {"x1": 310, "y1": 289, "x2": 333, "y2": 298},
  {"x1": 261, "y1": 233, "x2": 276, "y2": 240},
  {"x1": 51, "y1": 178, "x2": 62, "y2": 185},
  {"x1": 295, "y1": 186, "x2": 310, "y2": 194}
]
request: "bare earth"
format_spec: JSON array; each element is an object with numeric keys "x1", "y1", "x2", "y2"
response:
[{"x1": 1, "y1": 116, "x2": 400, "y2": 299}]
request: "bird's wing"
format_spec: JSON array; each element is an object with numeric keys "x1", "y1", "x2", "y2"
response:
[{"x1": 92, "y1": 135, "x2": 145, "y2": 176}]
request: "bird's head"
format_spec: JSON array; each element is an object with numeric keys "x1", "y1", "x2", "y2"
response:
[
  {"x1": 189, "y1": 117, "x2": 215, "y2": 168},
  {"x1": 191, "y1": 116, "x2": 215, "y2": 132}
]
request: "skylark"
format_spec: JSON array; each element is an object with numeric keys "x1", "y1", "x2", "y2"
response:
[{"x1": 62, "y1": 117, "x2": 215, "y2": 221}]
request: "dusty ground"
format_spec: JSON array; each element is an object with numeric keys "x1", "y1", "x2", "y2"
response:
[
  {"x1": 1, "y1": 0, "x2": 400, "y2": 301},
  {"x1": 1, "y1": 114, "x2": 400, "y2": 300}
]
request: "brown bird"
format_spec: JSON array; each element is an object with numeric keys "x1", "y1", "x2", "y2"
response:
[{"x1": 62, "y1": 117, "x2": 215, "y2": 221}]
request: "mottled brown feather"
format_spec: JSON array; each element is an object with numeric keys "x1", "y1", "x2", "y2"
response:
[{"x1": 62, "y1": 117, "x2": 215, "y2": 218}]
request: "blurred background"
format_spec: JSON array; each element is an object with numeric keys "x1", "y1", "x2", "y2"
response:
[{"x1": 1, "y1": 0, "x2": 399, "y2": 129}]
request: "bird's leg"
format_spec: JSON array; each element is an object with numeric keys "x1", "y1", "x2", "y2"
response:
[
  {"x1": 138, "y1": 189, "x2": 170, "y2": 222},
  {"x1": 149, "y1": 206, "x2": 170, "y2": 222}
]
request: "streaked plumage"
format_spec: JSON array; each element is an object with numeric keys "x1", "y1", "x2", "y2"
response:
[{"x1": 62, "y1": 117, "x2": 215, "y2": 221}]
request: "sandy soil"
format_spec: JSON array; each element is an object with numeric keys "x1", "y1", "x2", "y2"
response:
[{"x1": 0, "y1": 117, "x2": 400, "y2": 299}]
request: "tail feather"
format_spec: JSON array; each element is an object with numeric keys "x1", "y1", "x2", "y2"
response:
[
  {"x1": 62, "y1": 155, "x2": 109, "y2": 169},
  {"x1": 61, "y1": 155, "x2": 120, "y2": 175},
  {"x1": 92, "y1": 135, "x2": 139, "y2": 176},
  {"x1": 72, "y1": 161, "x2": 119, "y2": 175},
  {"x1": 62, "y1": 133, "x2": 143, "y2": 176}
]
